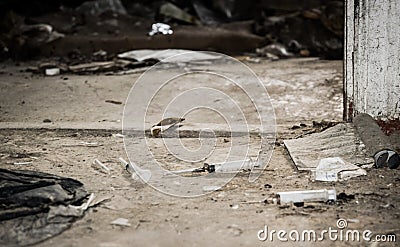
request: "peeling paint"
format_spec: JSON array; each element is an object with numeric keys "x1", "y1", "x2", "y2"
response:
[{"x1": 345, "y1": 0, "x2": 400, "y2": 121}]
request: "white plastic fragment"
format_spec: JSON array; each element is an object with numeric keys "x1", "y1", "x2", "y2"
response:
[
  {"x1": 93, "y1": 159, "x2": 110, "y2": 173},
  {"x1": 81, "y1": 141, "x2": 101, "y2": 147},
  {"x1": 202, "y1": 185, "x2": 222, "y2": 192},
  {"x1": 314, "y1": 157, "x2": 367, "y2": 182},
  {"x1": 347, "y1": 218, "x2": 360, "y2": 223},
  {"x1": 277, "y1": 189, "x2": 336, "y2": 204},
  {"x1": 13, "y1": 161, "x2": 33, "y2": 165},
  {"x1": 148, "y1": 23, "x2": 173, "y2": 36},
  {"x1": 45, "y1": 68, "x2": 60, "y2": 76},
  {"x1": 113, "y1": 133, "x2": 124, "y2": 138},
  {"x1": 111, "y1": 218, "x2": 131, "y2": 227},
  {"x1": 119, "y1": 157, "x2": 151, "y2": 183},
  {"x1": 62, "y1": 141, "x2": 101, "y2": 147}
]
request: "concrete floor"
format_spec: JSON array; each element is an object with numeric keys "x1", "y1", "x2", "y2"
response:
[{"x1": 0, "y1": 58, "x2": 398, "y2": 246}]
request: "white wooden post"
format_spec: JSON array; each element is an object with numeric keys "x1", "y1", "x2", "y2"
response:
[{"x1": 345, "y1": 0, "x2": 400, "y2": 121}]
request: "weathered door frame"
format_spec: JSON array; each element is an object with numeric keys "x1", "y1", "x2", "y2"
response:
[{"x1": 344, "y1": 0, "x2": 400, "y2": 125}]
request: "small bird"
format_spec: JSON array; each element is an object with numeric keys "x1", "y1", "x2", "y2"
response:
[{"x1": 150, "y1": 117, "x2": 185, "y2": 137}]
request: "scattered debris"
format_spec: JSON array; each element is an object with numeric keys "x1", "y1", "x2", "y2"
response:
[
  {"x1": 203, "y1": 185, "x2": 222, "y2": 192},
  {"x1": 290, "y1": 123, "x2": 307, "y2": 130},
  {"x1": 230, "y1": 204, "x2": 239, "y2": 209},
  {"x1": 27, "y1": 58, "x2": 153, "y2": 75},
  {"x1": 111, "y1": 218, "x2": 131, "y2": 227},
  {"x1": 290, "y1": 125, "x2": 301, "y2": 130},
  {"x1": 380, "y1": 203, "x2": 395, "y2": 209},
  {"x1": 336, "y1": 192, "x2": 355, "y2": 203},
  {"x1": 12, "y1": 161, "x2": 33, "y2": 165},
  {"x1": 93, "y1": 159, "x2": 111, "y2": 173},
  {"x1": 105, "y1": 100, "x2": 122, "y2": 105},
  {"x1": 313, "y1": 157, "x2": 367, "y2": 182},
  {"x1": 256, "y1": 43, "x2": 294, "y2": 58},
  {"x1": 45, "y1": 68, "x2": 60, "y2": 76},
  {"x1": 69, "y1": 60, "x2": 143, "y2": 74},
  {"x1": 0, "y1": 168, "x2": 89, "y2": 246},
  {"x1": 92, "y1": 50, "x2": 108, "y2": 59},
  {"x1": 148, "y1": 23, "x2": 173, "y2": 36},
  {"x1": 117, "y1": 49, "x2": 222, "y2": 63},
  {"x1": 312, "y1": 120, "x2": 338, "y2": 130},
  {"x1": 254, "y1": 3, "x2": 343, "y2": 59},
  {"x1": 227, "y1": 224, "x2": 243, "y2": 236},
  {"x1": 63, "y1": 141, "x2": 102, "y2": 147},
  {"x1": 113, "y1": 133, "x2": 124, "y2": 138}
]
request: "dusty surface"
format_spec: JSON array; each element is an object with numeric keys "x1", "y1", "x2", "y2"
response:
[{"x1": 0, "y1": 58, "x2": 398, "y2": 246}]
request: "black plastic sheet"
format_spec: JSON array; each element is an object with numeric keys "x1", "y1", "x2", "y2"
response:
[{"x1": 0, "y1": 168, "x2": 88, "y2": 246}]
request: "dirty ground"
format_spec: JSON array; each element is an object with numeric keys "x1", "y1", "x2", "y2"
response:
[{"x1": 0, "y1": 58, "x2": 398, "y2": 246}]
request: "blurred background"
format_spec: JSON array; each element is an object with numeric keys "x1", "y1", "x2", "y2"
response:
[{"x1": 0, "y1": 0, "x2": 343, "y2": 62}]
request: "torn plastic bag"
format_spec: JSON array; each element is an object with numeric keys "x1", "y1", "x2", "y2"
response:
[{"x1": 0, "y1": 168, "x2": 89, "y2": 247}]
